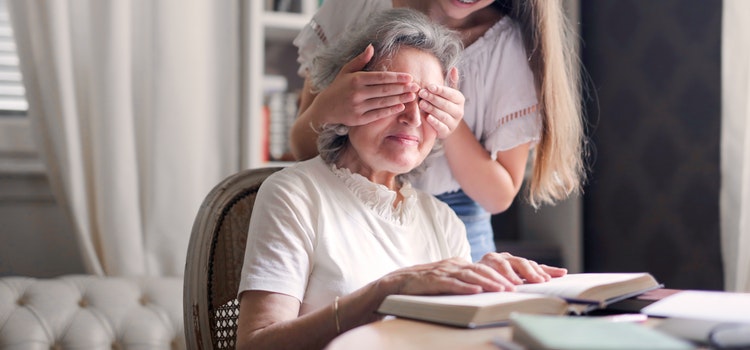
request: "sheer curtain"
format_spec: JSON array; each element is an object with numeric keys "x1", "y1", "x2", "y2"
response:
[
  {"x1": 721, "y1": 0, "x2": 750, "y2": 292},
  {"x1": 8, "y1": 0, "x2": 240, "y2": 276}
]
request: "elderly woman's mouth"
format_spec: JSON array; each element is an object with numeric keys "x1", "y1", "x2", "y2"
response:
[{"x1": 388, "y1": 134, "x2": 420, "y2": 145}]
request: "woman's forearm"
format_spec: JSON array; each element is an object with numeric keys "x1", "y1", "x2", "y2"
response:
[
  {"x1": 236, "y1": 282, "x2": 393, "y2": 350},
  {"x1": 237, "y1": 307, "x2": 339, "y2": 350}
]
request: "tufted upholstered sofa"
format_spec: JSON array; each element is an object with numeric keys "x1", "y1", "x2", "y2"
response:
[{"x1": 0, "y1": 275, "x2": 184, "y2": 350}]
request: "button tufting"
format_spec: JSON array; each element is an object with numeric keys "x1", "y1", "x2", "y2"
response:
[{"x1": 1, "y1": 276, "x2": 183, "y2": 350}]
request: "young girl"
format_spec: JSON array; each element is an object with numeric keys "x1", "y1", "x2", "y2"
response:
[{"x1": 289, "y1": 0, "x2": 585, "y2": 262}]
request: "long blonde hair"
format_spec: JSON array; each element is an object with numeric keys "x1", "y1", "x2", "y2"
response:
[{"x1": 496, "y1": 0, "x2": 587, "y2": 207}]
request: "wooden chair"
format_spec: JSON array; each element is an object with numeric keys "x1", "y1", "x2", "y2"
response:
[{"x1": 184, "y1": 167, "x2": 284, "y2": 349}]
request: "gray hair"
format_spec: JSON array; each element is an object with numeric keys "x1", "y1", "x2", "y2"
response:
[{"x1": 310, "y1": 8, "x2": 463, "y2": 164}]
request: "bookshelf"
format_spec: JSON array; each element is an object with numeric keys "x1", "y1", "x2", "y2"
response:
[{"x1": 244, "y1": 0, "x2": 318, "y2": 168}]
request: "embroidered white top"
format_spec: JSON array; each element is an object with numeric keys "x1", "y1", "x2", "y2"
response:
[
  {"x1": 294, "y1": 0, "x2": 541, "y2": 195},
  {"x1": 238, "y1": 157, "x2": 470, "y2": 315}
]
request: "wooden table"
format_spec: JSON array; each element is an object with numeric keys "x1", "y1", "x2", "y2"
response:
[
  {"x1": 325, "y1": 316, "x2": 667, "y2": 350},
  {"x1": 326, "y1": 318, "x2": 514, "y2": 350}
]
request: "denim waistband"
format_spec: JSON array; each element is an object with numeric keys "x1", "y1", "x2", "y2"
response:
[{"x1": 435, "y1": 190, "x2": 490, "y2": 221}]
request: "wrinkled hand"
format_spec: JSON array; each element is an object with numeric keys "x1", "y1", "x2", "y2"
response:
[
  {"x1": 380, "y1": 257, "x2": 509, "y2": 296},
  {"x1": 477, "y1": 252, "x2": 568, "y2": 290},
  {"x1": 378, "y1": 253, "x2": 567, "y2": 298},
  {"x1": 418, "y1": 67, "x2": 465, "y2": 139},
  {"x1": 315, "y1": 44, "x2": 419, "y2": 126}
]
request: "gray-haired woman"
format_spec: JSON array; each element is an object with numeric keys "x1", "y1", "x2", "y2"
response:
[{"x1": 236, "y1": 8, "x2": 566, "y2": 350}]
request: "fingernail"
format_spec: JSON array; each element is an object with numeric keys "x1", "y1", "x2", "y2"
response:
[
  {"x1": 429, "y1": 84, "x2": 438, "y2": 92},
  {"x1": 419, "y1": 89, "x2": 428, "y2": 98}
]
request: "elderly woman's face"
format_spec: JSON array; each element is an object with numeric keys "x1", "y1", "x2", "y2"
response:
[{"x1": 345, "y1": 47, "x2": 443, "y2": 175}]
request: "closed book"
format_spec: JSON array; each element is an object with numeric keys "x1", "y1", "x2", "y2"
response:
[
  {"x1": 602, "y1": 288, "x2": 682, "y2": 313},
  {"x1": 642, "y1": 290, "x2": 750, "y2": 345},
  {"x1": 510, "y1": 314, "x2": 695, "y2": 350}
]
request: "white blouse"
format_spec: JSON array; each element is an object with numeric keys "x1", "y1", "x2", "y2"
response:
[
  {"x1": 294, "y1": 0, "x2": 541, "y2": 195},
  {"x1": 237, "y1": 157, "x2": 470, "y2": 315}
]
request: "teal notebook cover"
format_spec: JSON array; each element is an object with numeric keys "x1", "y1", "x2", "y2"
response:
[{"x1": 510, "y1": 314, "x2": 695, "y2": 350}]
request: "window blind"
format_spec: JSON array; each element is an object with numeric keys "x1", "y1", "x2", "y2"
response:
[{"x1": 0, "y1": 0, "x2": 27, "y2": 114}]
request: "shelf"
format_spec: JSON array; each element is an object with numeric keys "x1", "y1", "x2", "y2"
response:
[{"x1": 244, "y1": 0, "x2": 317, "y2": 169}]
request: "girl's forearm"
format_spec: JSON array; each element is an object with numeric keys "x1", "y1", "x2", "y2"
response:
[
  {"x1": 289, "y1": 79, "x2": 322, "y2": 161},
  {"x1": 442, "y1": 123, "x2": 526, "y2": 213}
]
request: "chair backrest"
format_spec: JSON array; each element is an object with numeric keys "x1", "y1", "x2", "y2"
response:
[{"x1": 184, "y1": 167, "x2": 284, "y2": 349}]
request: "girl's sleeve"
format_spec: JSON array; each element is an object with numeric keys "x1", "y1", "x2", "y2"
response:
[
  {"x1": 293, "y1": 0, "x2": 370, "y2": 77},
  {"x1": 482, "y1": 24, "x2": 542, "y2": 158}
]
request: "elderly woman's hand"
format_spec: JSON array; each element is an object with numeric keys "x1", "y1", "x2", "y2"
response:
[
  {"x1": 377, "y1": 253, "x2": 567, "y2": 297},
  {"x1": 378, "y1": 257, "x2": 515, "y2": 296},
  {"x1": 477, "y1": 252, "x2": 568, "y2": 289},
  {"x1": 418, "y1": 67, "x2": 465, "y2": 139}
]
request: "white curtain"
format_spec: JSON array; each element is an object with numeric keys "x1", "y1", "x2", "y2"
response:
[
  {"x1": 8, "y1": 0, "x2": 240, "y2": 276},
  {"x1": 721, "y1": 0, "x2": 750, "y2": 292}
]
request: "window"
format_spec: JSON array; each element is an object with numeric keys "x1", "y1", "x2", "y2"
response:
[
  {"x1": 0, "y1": 0, "x2": 38, "y2": 174},
  {"x1": 0, "y1": 0, "x2": 25, "y2": 113}
]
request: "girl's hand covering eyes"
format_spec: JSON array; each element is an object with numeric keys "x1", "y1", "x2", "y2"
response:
[
  {"x1": 314, "y1": 44, "x2": 420, "y2": 126},
  {"x1": 418, "y1": 67, "x2": 465, "y2": 139}
]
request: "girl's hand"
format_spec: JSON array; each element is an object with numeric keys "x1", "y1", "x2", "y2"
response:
[
  {"x1": 477, "y1": 252, "x2": 568, "y2": 288},
  {"x1": 418, "y1": 67, "x2": 465, "y2": 139},
  {"x1": 314, "y1": 44, "x2": 419, "y2": 126}
]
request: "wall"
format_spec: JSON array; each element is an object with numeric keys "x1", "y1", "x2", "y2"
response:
[
  {"x1": 0, "y1": 118, "x2": 84, "y2": 277},
  {"x1": 580, "y1": 0, "x2": 723, "y2": 290}
]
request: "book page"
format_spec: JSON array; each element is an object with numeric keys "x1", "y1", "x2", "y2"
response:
[
  {"x1": 514, "y1": 273, "x2": 650, "y2": 301},
  {"x1": 383, "y1": 291, "x2": 551, "y2": 307},
  {"x1": 378, "y1": 292, "x2": 568, "y2": 328}
]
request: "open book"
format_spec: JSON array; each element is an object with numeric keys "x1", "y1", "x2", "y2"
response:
[{"x1": 377, "y1": 273, "x2": 661, "y2": 328}]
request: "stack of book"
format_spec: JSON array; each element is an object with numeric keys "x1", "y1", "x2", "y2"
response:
[{"x1": 263, "y1": 75, "x2": 298, "y2": 162}]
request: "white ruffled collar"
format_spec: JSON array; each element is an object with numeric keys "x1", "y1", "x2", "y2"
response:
[{"x1": 330, "y1": 164, "x2": 418, "y2": 225}]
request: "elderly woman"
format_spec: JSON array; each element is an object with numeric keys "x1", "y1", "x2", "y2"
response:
[{"x1": 236, "y1": 8, "x2": 567, "y2": 350}]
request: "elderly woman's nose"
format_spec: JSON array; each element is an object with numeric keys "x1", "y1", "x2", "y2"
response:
[{"x1": 398, "y1": 100, "x2": 422, "y2": 127}]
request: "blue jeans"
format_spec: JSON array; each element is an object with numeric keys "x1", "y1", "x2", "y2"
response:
[{"x1": 436, "y1": 190, "x2": 495, "y2": 262}]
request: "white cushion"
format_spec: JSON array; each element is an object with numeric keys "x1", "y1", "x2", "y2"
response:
[{"x1": 0, "y1": 275, "x2": 184, "y2": 349}]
